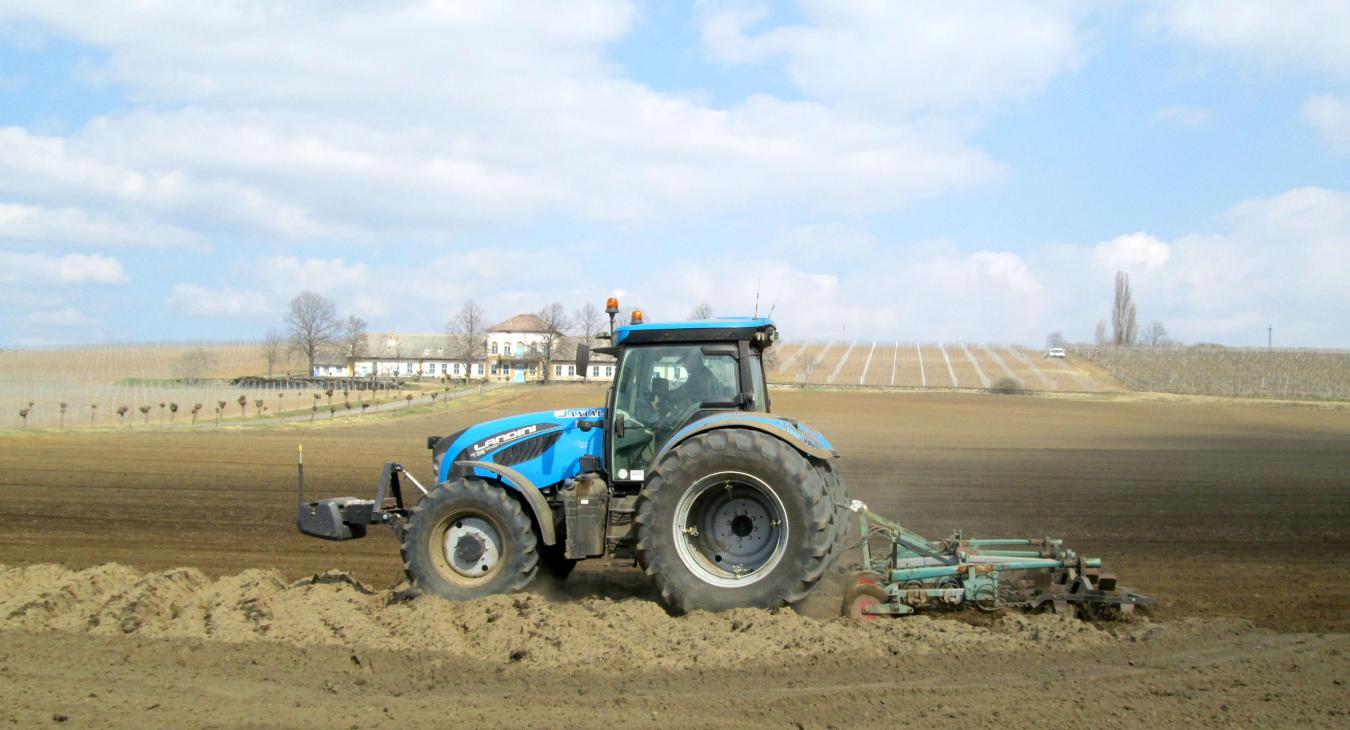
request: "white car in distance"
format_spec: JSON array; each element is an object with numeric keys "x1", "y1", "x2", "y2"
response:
[{"x1": 1044, "y1": 347, "x2": 1067, "y2": 360}]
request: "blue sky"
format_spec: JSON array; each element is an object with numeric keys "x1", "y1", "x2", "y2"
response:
[{"x1": 1, "y1": 1, "x2": 1348, "y2": 348}]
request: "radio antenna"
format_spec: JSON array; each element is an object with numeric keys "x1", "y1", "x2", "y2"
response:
[{"x1": 753, "y1": 278, "x2": 761, "y2": 318}]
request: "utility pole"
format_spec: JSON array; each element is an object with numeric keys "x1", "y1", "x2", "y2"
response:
[{"x1": 1267, "y1": 325, "x2": 1272, "y2": 351}]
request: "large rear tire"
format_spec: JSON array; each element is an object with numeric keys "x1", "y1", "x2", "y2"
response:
[
  {"x1": 401, "y1": 478, "x2": 539, "y2": 600},
  {"x1": 634, "y1": 428, "x2": 842, "y2": 613}
]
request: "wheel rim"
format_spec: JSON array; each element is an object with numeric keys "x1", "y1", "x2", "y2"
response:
[
  {"x1": 430, "y1": 511, "x2": 505, "y2": 585},
  {"x1": 672, "y1": 471, "x2": 788, "y2": 588}
]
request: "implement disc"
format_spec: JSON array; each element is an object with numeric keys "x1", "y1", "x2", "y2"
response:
[{"x1": 843, "y1": 583, "x2": 890, "y2": 621}]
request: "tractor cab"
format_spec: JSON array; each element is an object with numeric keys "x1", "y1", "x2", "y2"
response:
[{"x1": 579, "y1": 311, "x2": 779, "y2": 485}]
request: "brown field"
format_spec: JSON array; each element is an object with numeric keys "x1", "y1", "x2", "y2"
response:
[
  {"x1": 1, "y1": 385, "x2": 1348, "y2": 727},
  {"x1": 0, "y1": 340, "x2": 271, "y2": 381}
]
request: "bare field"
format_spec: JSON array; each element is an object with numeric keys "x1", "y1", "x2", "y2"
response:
[
  {"x1": 0, "y1": 341, "x2": 285, "y2": 429},
  {"x1": 0, "y1": 340, "x2": 269, "y2": 381},
  {"x1": 1, "y1": 385, "x2": 1347, "y2": 727}
]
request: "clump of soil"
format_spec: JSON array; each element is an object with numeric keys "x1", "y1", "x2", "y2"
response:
[{"x1": 1, "y1": 563, "x2": 1133, "y2": 670}]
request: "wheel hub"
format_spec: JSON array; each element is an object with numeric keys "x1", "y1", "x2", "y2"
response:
[
  {"x1": 443, "y1": 516, "x2": 502, "y2": 578},
  {"x1": 454, "y1": 533, "x2": 485, "y2": 564},
  {"x1": 673, "y1": 472, "x2": 788, "y2": 588}
]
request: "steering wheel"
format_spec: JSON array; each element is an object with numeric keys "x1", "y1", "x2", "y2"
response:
[{"x1": 661, "y1": 400, "x2": 703, "y2": 434}]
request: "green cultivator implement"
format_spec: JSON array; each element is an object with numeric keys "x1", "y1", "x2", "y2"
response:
[{"x1": 840, "y1": 501, "x2": 1155, "y2": 620}]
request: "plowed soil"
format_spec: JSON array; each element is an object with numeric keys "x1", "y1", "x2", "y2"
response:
[{"x1": 2, "y1": 385, "x2": 1348, "y2": 728}]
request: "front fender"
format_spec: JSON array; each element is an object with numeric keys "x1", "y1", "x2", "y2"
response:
[
  {"x1": 452, "y1": 460, "x2": 557, "y2": 546},
  {"x1": 653, "y1": 412, "x2": 837, "y2": 466}
]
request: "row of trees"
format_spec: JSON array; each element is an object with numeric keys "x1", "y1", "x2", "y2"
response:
[
  {"x1": 17, "y1": 383, "x2": 473, "y2": 429},
  {"x1": 270, "y1": 291, "x2": 716, "y2": 382},
  {"x1": 1046, "y1": 271, "x2": 1170, "y2": 350},
  {"x1": 260, "y1": 291, "x2": 369, "y2": 375}
]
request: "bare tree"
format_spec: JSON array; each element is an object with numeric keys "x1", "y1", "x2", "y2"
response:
[
  {"x1": 1142, "y1": 320, "x2": 1169, "y2": 347},
  {"x1": 260, "y1": 328, "x2": 286, "y2": 377},
  {"x1": 340, "y1": 316, "x2": 368, "y2": 368},
  {"x1": 690, "y1": 302, "x2": 714, "y2": 320},
  {"x1": 536, "y1": 302, "x2": 571, "y2": 383},
  {"x1": 1111, "y1": 271, "x2": 1138, "y2": 346},
  {"x1": 573, "y1": 302, "x2": 603, "y2": 341},
  {"x1": 447, "y1": 300, "x2": 488, "y2": 371},
  {"x1": 1045, "y1": 331, "x2": 1066, "y2": 350},
  {"x1": 285, "y1": 291, "x2": 341, "y2": 372},
  {"x1": 175, "y1": 347, "x2": 219, "y2": 381},
  {"x1": 1094, "y1": 320, "x2": 1108, "y2": 345}
]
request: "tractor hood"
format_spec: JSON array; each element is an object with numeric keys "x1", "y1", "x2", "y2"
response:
[{"x1": 430, "y1": 408, "x2": 606, "y2": 489}]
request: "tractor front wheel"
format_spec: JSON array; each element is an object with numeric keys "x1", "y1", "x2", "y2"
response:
[
  {"x1": 401, "y1": 478, "x2": 539, "y2": 600},
  {"x1": 634, "y1": 428, "x2": 842, "y2": 613}
]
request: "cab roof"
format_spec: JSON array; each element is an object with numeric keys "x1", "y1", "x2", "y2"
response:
[{"x1": 614, "y1": 317, "x2": 777, "y2": 346}]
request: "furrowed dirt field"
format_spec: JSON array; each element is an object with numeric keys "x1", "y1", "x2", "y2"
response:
[{"x1": 1, "y1": 385, "x2": 1347, "y2": 727}]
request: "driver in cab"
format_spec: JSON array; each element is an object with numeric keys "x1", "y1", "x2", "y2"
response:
[{"x1": 660, "y1": 349, "x2": 716, "y2": 420}]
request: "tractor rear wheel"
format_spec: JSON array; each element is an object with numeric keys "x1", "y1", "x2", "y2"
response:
[
  {"x1": 401, "y1": 478, "x2": 539, "y2": 600},
  {"x1": 634, "y1": 428, "x2": 842, "y2": 613}
]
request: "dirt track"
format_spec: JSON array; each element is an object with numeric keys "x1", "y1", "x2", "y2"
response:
[{"x1": 1, "y1": 385, "x2": 1348, "y2": 727}]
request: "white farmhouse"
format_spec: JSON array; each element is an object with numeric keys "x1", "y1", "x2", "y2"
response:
[{"x1": 311, "y1": 313, "x2": 614, "y2": 383}]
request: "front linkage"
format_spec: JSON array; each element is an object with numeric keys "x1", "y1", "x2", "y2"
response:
[
  {"x1": 296, "y1": 444, "x2": 423, "y2": 541},
  {"x1": 840, "y1": 501, "x2": 1155, "y2": 620}
]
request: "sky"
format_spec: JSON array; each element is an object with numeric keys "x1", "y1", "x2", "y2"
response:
[{"x1": 0, "y1": 0, "x2": 1348, "y2": 349}]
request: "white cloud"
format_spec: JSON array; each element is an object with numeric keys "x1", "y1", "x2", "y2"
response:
[
  {"x1": 0, "y1": 250, "x2": 127, "y2": 285},
  {"x1": 1301, "y1": 94, "x2": 1350, "y2": 153},
  {"x1": 165, "y1": 284, "x2": 269, "y2": 319},
  {"x1": 154, "y1": 187, "x2": 1350, "y2": 346},
  {"x1": 1153, "y1": 105, "x2": 1210, "y2": 127},
  {"x1": 1093, "y1": 233, "x2": 1171, "y2": 272},
  {"x1": 0, "y1": 0, "x2": 1014, "y2": 247},
  {"x1": 164, "y1": 256, "x2": 370, "y2": 320},
  {"x1": 1143, "y1": 0, "x2": 1350, "y2": 76},
  {"x1": 253, "y1": 256, "x2": 369, "y2": 296},
  {"x1": 1041, "y1": 188, "x2": 1350, "y2": 345},
  {"x1": 700, "y1": 0, "x2": 1086, "y2": 113},
  {"x1": 163, "y1": 247, "x2": 591, "y2": 327},
  {"x1": 21, "y1": 307, "x2": 98, "y2": 328},
  {"x1": 615, "y1": 188, "x2": 1350, "y2": 347},
  {"x1": 771, "y1": 223, "x2": 874, "y2": 260},
  {"x1": 0, "y1": 202, "x2": 205, "y2": 249}
]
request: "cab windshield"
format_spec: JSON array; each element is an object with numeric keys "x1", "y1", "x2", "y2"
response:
[{"x1": 611, "y1": 344, "x2": 739, "y2": 479}]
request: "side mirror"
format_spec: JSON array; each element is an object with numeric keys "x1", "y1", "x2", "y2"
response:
[
  {"x1": 614, "y1": 413, "x2": 625, "y2": 439},
  {"x1": 576, "y1": 344, "x2": 591, "y2": 377}
]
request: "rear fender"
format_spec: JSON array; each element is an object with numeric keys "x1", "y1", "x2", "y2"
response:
[
  {"x1": 653, "y1": 412, "x2": 838, "y2": 466},
  {"x1": 453, "y1": 460, "x2": 557, "y2": 546}
]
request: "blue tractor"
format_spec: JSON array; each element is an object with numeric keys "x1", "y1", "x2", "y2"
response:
[{"x1": 298, "y1": 301, "x2": 848, "y2": 612}]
